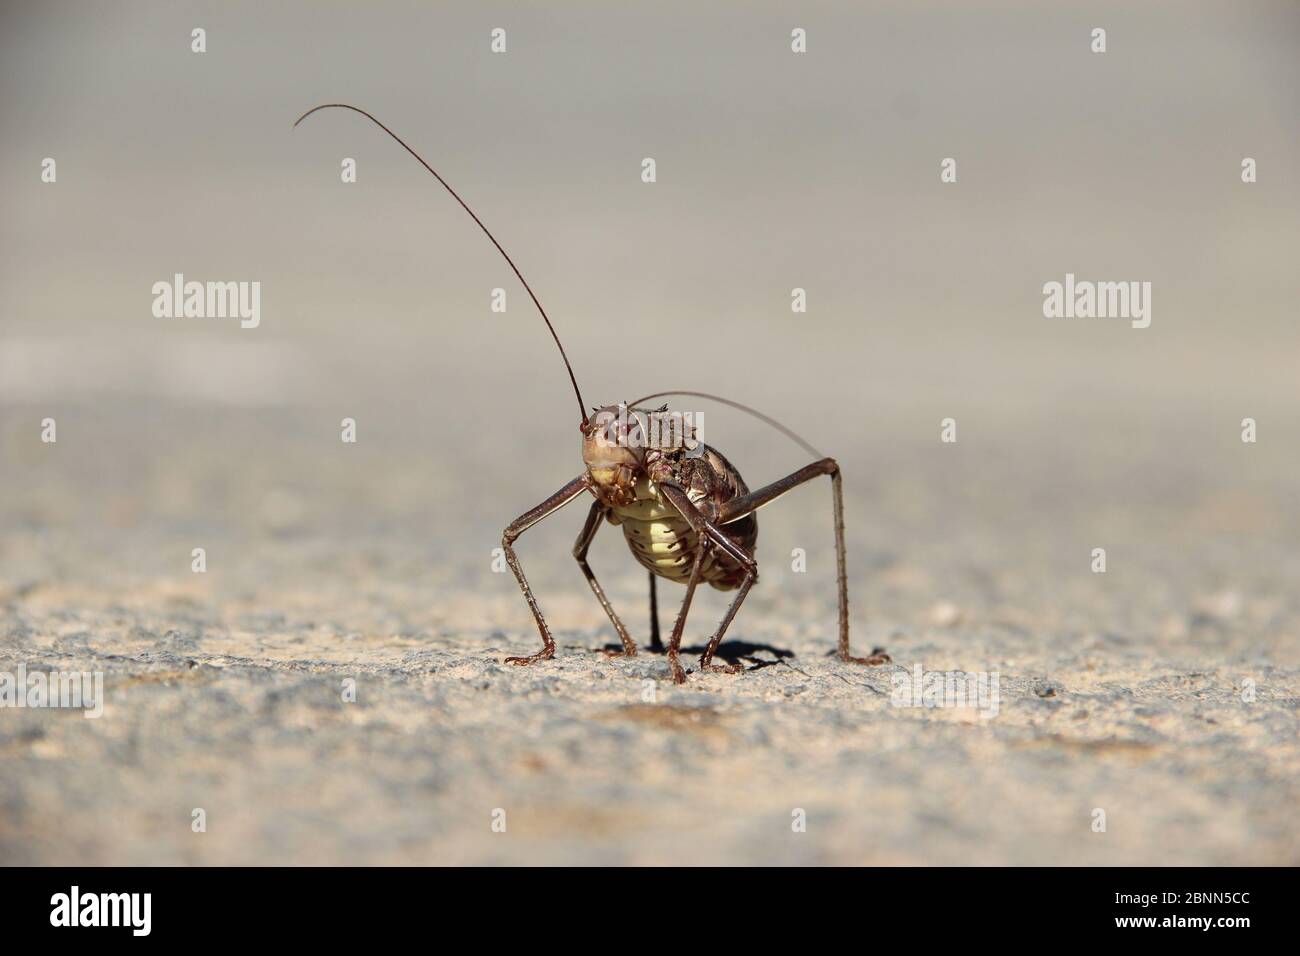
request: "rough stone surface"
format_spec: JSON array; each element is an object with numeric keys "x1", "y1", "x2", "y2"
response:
[{"x1": 2, "y1": 405, "x2": 1296, "y2": 866}]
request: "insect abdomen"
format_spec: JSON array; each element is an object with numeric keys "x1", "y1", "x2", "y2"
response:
[{"x1": 612, "y1": 451, "x2": 757, "y2": 591}]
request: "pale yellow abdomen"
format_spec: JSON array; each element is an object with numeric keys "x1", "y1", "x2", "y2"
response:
[{"x1": 611, "y1": 477, "x2": 749, "y2": 590}]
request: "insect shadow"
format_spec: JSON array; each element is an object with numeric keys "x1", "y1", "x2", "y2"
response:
[{"x1": 597, "y1": 639, "x2": 795, "y2": 669}]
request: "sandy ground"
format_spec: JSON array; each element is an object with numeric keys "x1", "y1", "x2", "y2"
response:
[{"x1": 2, "y1": 400, "x2": 1297, "y2": 866}]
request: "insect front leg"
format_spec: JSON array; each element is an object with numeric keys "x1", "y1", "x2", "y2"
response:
[
  {"x1": 501, "y1": 475, "x2": 592, "y2": 665},
  {"x1": 658, "y1": 484, "x2": 760, "y2": 675},
  {"x1": 717, "y1": 458, "x2": 890, "y2": 666},
  {"x1": 573, "y1": 501, "x2": 637, "y2": 656}
]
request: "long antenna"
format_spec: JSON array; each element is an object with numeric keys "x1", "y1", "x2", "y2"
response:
[
  {"x1": 294, "y1": 103, "x2": 588, "y2": 427},
  {"x1": 627, "y1": 389, "x2": 824, "y2": 458}
]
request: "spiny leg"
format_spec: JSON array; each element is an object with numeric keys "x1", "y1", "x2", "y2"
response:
[
  {"x1": 666, "y1": 541, "x2": 709, "y2": 684},
  {"x1": 648, "y1": 571, "x2": 663, "y2": 651},
  {"x1": 660, "y1": 484, "x2": 759, "y2": 574},
  {"x1": 502, "y1": 475, "x2": 592, "y2": 665},
  {"x1": 716, "y1": 458, "x2": 889, "y2": 666},
  {"x1": 573, "y1": 500, "x2": 637, "y2": 656},
  {"x1": 699, "y1": 572, "x2": 755, "y2": 673},
  {"x1": 828, "y1": 464, "x2": 888, "y2": 665},
  {"x1": 658, "y1": 484, "x2": 761, "y2": 675}
]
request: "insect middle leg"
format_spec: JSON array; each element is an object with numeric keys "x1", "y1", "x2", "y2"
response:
[
  {"x1": 717, "y1": 458, "x2": 889, "y2": 665},
  {"x1": 648, "y1": 571, "x2": 662, "y2": 651},
  {"x1": 572, "y1": 501, "x2": 637, "y2": 657},
  {"x1": 698, "y1": 572, "x2": 756, "y2": 673}
]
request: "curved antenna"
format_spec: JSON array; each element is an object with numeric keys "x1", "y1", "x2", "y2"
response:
[
  {"x1": 628, "y1": 389, "x2": 824, "y2": 459},
  {"x1": 294, "y1": 103, "x2": 588, "y2": 427}
]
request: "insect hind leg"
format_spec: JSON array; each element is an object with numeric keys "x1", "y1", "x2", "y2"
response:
[{"x1": 716, "y1": 458, "x2": 890, "y2": 666}]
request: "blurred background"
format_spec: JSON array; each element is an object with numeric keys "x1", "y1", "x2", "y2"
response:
[{"x1": 1, "y1": 1, "x2": 1298, "y2": 865}]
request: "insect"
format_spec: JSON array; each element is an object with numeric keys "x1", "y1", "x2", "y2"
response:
[{"x1": 295, "y1": 103, "x2": 891, "y2": 683}]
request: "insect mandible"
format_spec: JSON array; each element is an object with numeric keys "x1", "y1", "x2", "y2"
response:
[{"x1": 294, "y1": 103, "x2": 892, "y2": 683}]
